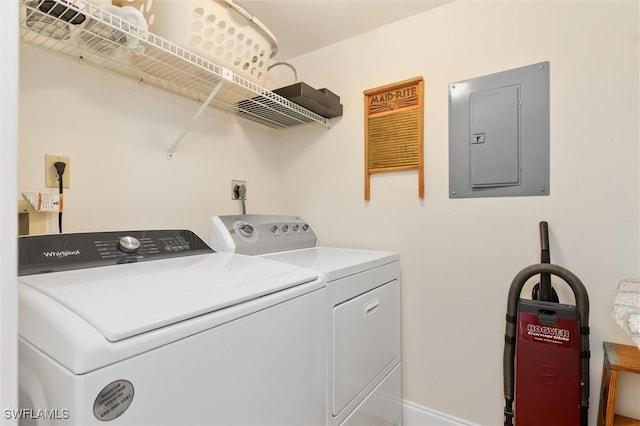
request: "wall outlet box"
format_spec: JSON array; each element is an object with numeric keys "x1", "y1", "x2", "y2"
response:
[
  {"x1": 45, "y1": 154, "x2": 70, "y2": 189},
  {"x1": 231, "y1": 180, "x2": 247, "y2": 200}
]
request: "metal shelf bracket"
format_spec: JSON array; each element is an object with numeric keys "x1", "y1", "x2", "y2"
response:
[{"x1": 167, "y1": 69, "x2": 231, "y2": 159}]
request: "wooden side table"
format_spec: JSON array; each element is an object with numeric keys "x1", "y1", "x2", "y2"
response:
[{"x1": 597, "y1": 342, "x2": 640, "y2": 426}]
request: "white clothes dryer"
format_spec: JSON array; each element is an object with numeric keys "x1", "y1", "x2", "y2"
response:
[
  {"x1": 17, "y1": 229, "x2": 327, "y2": 426},
  {"x1": 211, "y1": 215, "x2": 402, "y2": 426}
]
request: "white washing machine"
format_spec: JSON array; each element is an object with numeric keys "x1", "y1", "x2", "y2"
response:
[
  {"x1": 210, "y1": 214, "x2": 402, "y2": 426},
  {"x1": 17, "y1": 229, "x2": 327, "y2": 425}
]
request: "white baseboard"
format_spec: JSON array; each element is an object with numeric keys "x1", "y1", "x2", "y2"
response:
[{"x1": 402, "y1": 400, "x2": 477, "y2": 426}]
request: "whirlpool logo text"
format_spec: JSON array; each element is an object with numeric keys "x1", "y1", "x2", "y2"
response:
[{"x1": 43, "y1": 250, "x2": 81, "y2": 258}]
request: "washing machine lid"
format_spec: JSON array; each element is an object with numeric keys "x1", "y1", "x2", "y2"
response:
[
  {"x1": 260, "y1": 247, "x2": 399, "y2": 282},
  {"x1": 19, "y1": 252, "x2": 319, "y2": 342}
]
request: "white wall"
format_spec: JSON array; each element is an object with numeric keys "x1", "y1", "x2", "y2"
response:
[
  {"x1": 276, "y1": 1, "x2": 640, "y2": 425},
  {"x1": 18, "y1": 44, "x2": 284, "y2": 240}
]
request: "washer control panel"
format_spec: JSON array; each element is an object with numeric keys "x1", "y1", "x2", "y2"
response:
[
  {"x1": 18, "y1": 229, "x2": 213, "y2": 276},
  {"x1": 211, "y1": 214, "x2": 318, "y2": 255}
]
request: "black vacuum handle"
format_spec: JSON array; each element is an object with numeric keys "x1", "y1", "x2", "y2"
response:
[
  {"x1": 538, "y1": 221, "x2": 553, "y2": 301},
  {"x1": 539, "y1": 221, "x2": 550, "y2": 263}
]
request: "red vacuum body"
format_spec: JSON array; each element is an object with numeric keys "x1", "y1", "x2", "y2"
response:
[
  {"x1": 515, "y1": 300, "x2": 581, "y2": 425},
  {"x1": 503, "y1": 222, "x2": 589, "y2": 426}
]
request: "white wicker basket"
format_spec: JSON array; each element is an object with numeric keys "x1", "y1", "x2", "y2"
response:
[{"x1": 152, "y1": 0, "x2": 278, "y2": 85}]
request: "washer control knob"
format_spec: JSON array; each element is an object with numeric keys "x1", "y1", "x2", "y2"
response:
[
  {"x1": 282, "y1": 224, "x2": 289, "y2": 233},
  {"x1": 302, "y1": 224, "x2": 310, "y2": 232},
  {"x1": 238, "y1": 224, "x2": 255, "y2": 238},
  {"x1": 118, "y1": 236, "x2": 141, "y2": 254},
  {"x1": 269, "y1": 225, "x2": 278, "y2": 234},
  {"x1": 292, "y1": 224, "x2": 299, "y2": 232}
]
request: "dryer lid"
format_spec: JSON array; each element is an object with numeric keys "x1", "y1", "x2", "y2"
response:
[
  {"x1": 19, "y1": 252, "x2": 319, "y2": 342},
  {"x1": 261, "y1": 247, "x2": 399, "y2": 282}
]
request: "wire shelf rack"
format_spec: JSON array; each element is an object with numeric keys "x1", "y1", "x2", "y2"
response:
[{"x1": 18, "y1": 0, "x2": 331, "y2": 134}]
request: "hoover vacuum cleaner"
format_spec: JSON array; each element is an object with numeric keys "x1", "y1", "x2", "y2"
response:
[{"x1": 503, "y1": 222, "x2": 590, "y2": 426}]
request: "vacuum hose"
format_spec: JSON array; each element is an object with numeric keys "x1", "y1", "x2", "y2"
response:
[{"x1": 503, "y1": 263, "x2": 590, "y2": 426}]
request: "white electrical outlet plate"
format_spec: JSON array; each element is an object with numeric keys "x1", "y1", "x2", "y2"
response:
[
  {"x1": 231, "y1": 180, "x2": 247, "y2": 200},
  {"x1": 45, "y1": 154, "x2": 71, "y2": 188}
]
